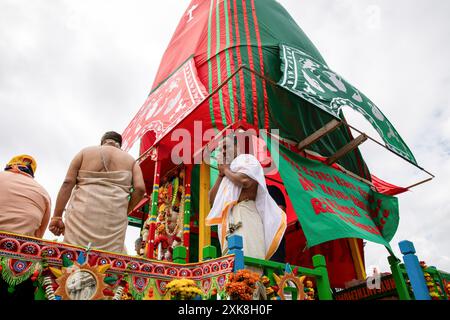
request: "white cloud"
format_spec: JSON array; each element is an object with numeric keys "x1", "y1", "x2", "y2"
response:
[
  {"x1": 0, "y1": 0, "x2": 448, "y2": 275},
  {"x1": 286, "y1": 0, "x2": 450, "y2": 273}
]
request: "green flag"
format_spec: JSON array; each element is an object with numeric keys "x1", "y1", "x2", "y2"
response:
[
  {"x1": 278, "y1": 43, "x2": 417, "y2": 165},
  {"x1": 264, "y1": 134, "x2": 399, "y2": 249}
]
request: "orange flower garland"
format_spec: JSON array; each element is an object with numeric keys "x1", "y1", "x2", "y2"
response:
[{"x1": 225, "y1": 269, "x2": 260, "y2": 300}]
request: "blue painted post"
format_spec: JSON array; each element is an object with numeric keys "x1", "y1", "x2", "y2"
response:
[
  {"x1": 228, "y1": 235, "x2": 244, "y2": 271},
  {"x1": 399, "y1": 240, "x2": 431, "y2": 300}
]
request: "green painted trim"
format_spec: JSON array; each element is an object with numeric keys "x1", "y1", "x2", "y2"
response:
[
  {"x1": 235, "y1": 0, "x2": 253, "y2": 124},
  {"x1": 244, "y1": 0, "x2": 265, "y2": 127},
  {"x1": 127, "y1": 216, "x2": 142, "y2": 228},
  {"x1": 183, "y1": 197, "x2": 191, "y2": 225},
  {"x1": 312, "y1": 255, "x2": 333, "y2": 300},
  {"x1": 230, "y1": 0, "x2": 243, "y2": 121},
  {"x1": 150, "y1": 186, "x2": 159, "y2": 217},
  {"x1": 215, "y1": 0, "x2": 227, "y2": 126},
  {"x1": 203, "y1": 246, "x2": 218, "y2": 260},
  {"x1": 207, "y1": 0, "x2": 217, "y2": 129},
  {"x1": 243, "y1": 255, "x2": 332, "y2": 300},
  {"x1": 173, "y1": 246, "x2": 187, "y2": 264},
  {"x1": 283, "y1": 287, "x2": 298, "y2": 300},
  {"x1": 388, "y1": 255, "x2": 411, "y2": 300},
  {"x1": 223, "y1": 0, "x2": 235, "y2": 122},
  {"x1": 243, "y1": 256, "x2": 322, "y2": 277}
]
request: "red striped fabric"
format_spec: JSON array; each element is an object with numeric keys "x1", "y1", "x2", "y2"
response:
[
  {"x1": 226, "y1": 0, "x2": 239, "y2": 122},
  {"x1": 250, "y1": 0, "x2": 269, "y2": 129},
  {"x1": 241, "y1": 0, "x2": 259, "y2": 127},
  {"x1": 232, "y1": 0, "x2": 247, "y2": 123},
  {"x1": 371, "y1": 175, "x2": 409, "y2": 196}
]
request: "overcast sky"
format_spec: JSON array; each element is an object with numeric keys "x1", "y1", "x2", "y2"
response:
[{"x1": 0, "y1": 0, "x2": 448, "y2": 275}]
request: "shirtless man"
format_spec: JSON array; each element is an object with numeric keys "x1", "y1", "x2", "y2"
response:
[
  {"x1": 207, "y1": 135, "x2": 286, "y2": 261},
  {"x1": 49, "y1": 131, "x2": 146, "y2": 253}
]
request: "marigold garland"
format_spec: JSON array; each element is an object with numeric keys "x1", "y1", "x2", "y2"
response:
[
  {"x1": 225, "y1": 269, "x2": 260, "y2": 300},
  {"x1": 166, "y1": 278, "x2": 202, "y2": 300}
]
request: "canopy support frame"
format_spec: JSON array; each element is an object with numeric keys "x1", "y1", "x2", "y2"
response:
[
  {"x1": 297, "y1": 119, "x2": 342, "y2": 151},
  {"x1": 326, "y1": 133, "x2": 368, "y2": 165},
  {"x1": 240, "y1": 65, "x2": 435, "y2": 184}
]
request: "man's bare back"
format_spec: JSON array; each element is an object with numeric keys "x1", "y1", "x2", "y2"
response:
[
  {"x1": 79, "y1": 145, "x2": 136, "y2": 172},
  {"x1": 49, "y1": 132, "x2": 146, "y2": 237}
]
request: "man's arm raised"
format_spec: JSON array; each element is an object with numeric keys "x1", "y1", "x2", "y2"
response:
[{"x1": 222, "y1": 164, "x2": 256, "y2": 189}]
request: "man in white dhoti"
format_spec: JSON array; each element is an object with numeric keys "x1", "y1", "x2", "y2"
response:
[
  {"x1": 48, "y1": 131, "x2": 146, "y2": 254},
  {"x1": 207, "y1": 136, "x2": 286, "y2": 263}
]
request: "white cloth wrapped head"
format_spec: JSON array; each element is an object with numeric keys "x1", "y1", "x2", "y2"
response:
[{"x1": 206, "y1": 154, "x2": 286, "y2": 259}]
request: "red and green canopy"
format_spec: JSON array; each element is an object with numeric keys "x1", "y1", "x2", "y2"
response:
[
  {"x1": 122, "y1": 0, "x2": 414, "y2": 285},
  {"x1": 125, "y1": 0, "x2": 410, "y2": 179}
]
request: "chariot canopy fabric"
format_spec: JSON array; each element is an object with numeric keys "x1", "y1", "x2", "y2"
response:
[
  {"x1": 126, "y1": 0, "x2": 374, "y2": 180},
  {"x1": 278, "y1": 43, "x2": 417, "y2": 165},
  {"x1": 122, "y1": 58, "x2": 207, "y2": 152},
  {"x1": 264, "y1": 133, "x2": 399, "y2": 249}
]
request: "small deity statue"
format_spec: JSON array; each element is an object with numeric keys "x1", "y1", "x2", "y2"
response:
[{"x1": 304, "y1": 280, "x2": 315, "y2": 300}]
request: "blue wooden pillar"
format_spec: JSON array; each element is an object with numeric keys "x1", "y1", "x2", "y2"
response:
[
  {"x1": 228, "y1": 235, "x2": 244, "y2": 271},
  {"x1": 399, "y1": 240, "x2": 431, "y2": 300}
]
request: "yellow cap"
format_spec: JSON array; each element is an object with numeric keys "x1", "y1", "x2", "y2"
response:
[{"x1": 7, "y1": 154, "x2": 37, "y2": 174}]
